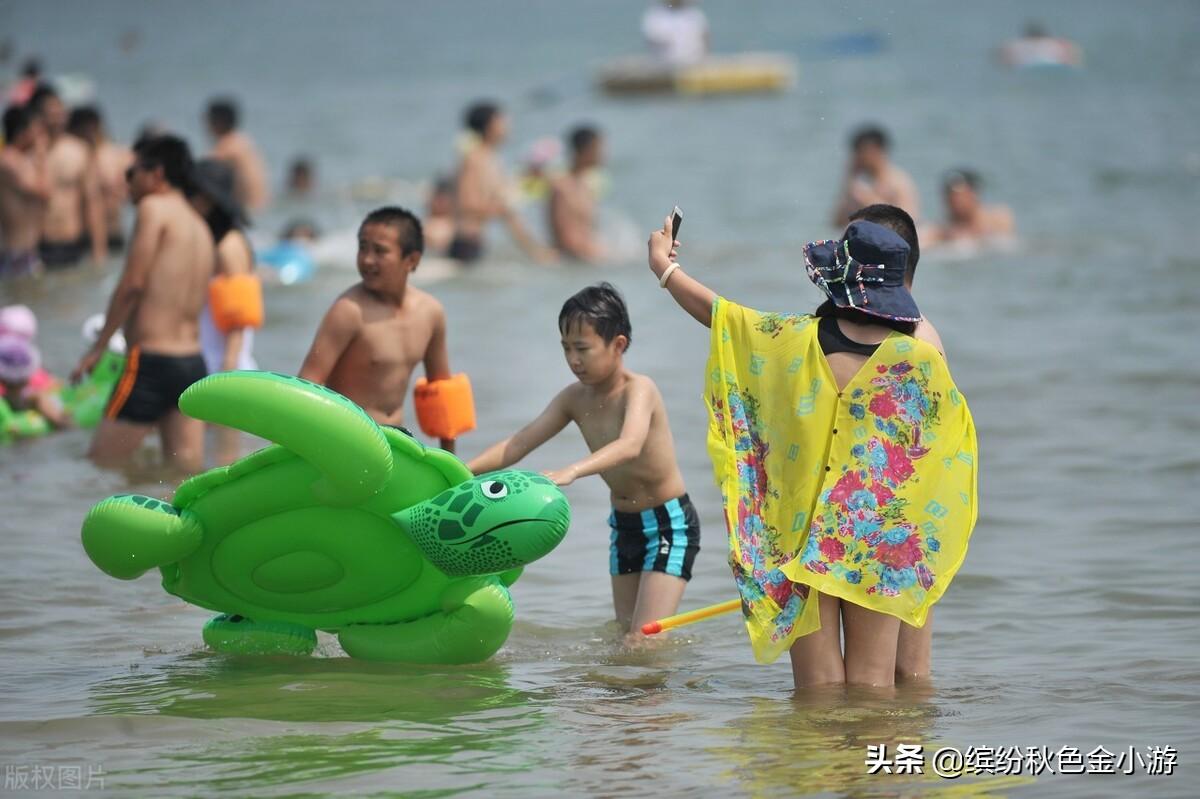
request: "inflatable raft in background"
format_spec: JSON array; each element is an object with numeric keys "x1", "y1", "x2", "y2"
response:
[{"x1": 597, "y1": 53, "x2": 796, "y2": 96}]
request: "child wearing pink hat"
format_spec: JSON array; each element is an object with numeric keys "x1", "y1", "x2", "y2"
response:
[{"x1": 0, "y1": 316, "x2": 69, "y2": 431}]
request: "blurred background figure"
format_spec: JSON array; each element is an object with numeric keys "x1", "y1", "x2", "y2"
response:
[
  {"x1": 548, "y1": 125, "x2": 606, "y2": 263},
  {"x1": 205, "y1": 96, "x2": 270, "y2": 212},
  {"x1": 450, "y1": 100, "x2": 556, "y2": 264},
  {"x1": 66, "y1": 105, "x2": 133, "y2": 251},
  {"x1": 642, "y1": 0, "x2": 709, "y2": 65},
  {"x1": 7, "y1": 57, "x2": 42, "y2": 105},
  {"x1": 922, "y1": 169, "x2": 1015, "y2": 247},
  {"x1": 830, "y1": 124, "x2": 919, "y2": 227},
  {"x1": 285, "y1": 155, "x2": 315, "y2": 199},
  {"x1": 424, "y1": 175, "x2": 456, "y2": 255},
  {"x1": 519, "y1": 137, "x2": 561, "y2": 202},
  {"x1": 187, "y1": 158, "x2": 260, "y2": 464},
  {"x1": 998, "y1": 22, "x2": 1082, "y2": 68},
  {"x1": 0, "y1": 304, "x2": 69, "y2": 429},
  {"x1": 280, "y1": 218, "x2": 319, "y2": 243},
  {"x1": 28, "y1": 83, "x2": 107, "y2": 267},
  {"x1": 0, "y1": 104, "x2": 49, "y2": 278}
]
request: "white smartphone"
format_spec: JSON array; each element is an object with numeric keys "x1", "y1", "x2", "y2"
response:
[{"x1": 670, "y1": 206, "x2": 683, "y2": 240}]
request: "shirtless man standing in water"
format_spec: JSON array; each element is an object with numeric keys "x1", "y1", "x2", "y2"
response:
[
  {"x1": 831, "y1": 125, "x2": 920, "y2": 228},
  {"x1": 67, "y1": 105, "x2": 134, "y2": 250},
  {"x1": 549, "y1": 124, "x2": 606, "y2": 263},
  {"x1": 449, "y1": 100, "x2": 555, "y2": 265},
  {"x1": 0, "y1": 105, "x2": 50, "y2": 278},
  {"x1": 28, "y1": 84, "x2": 107, "y2": 267},
  {"x1": 206, "y1": 97, "x2": 269, "y2": 212},
  {"x1": 73, "y1": 135, "x2": 215, "y2": 471},
  {"x1": 299, "y1": 206, "x2": 459, "y2": 453}
]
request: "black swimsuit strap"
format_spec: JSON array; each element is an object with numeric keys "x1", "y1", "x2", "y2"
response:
[{"x1": 817, "y1": 315, "x2": 881, "y2": 357}]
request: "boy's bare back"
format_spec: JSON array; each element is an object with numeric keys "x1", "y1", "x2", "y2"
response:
[
  {"x1": 559, "y1": 370, "x2": 685, "y2": 513},
  {"x1": 302, "y1": 282, "x2": 448, "y2": 426}
]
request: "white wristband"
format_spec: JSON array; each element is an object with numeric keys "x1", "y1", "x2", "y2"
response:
[{"x1": 659, "y1": 262, "x2": 682, "y2": 288}]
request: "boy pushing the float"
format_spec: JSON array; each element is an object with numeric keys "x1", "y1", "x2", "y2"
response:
[
  {"x1": 299, "y1": 206, "x2": 474, "y2": 451},
  {"x1": 468, "y1": 283, "x2": 699, "y2": 640}
]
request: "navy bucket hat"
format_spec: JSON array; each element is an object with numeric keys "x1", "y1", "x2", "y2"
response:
[{"x1": 803, "y1": 220, "x2": 921, "y2": 322}]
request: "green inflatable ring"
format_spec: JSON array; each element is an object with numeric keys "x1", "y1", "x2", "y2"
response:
[
  {"x1": 0, "y1": 396, "x2": 51, "y2": 444},
  {"x1": 80, "y1": 370, "x2": 572, "y2": 664},
  {"x1": 60, "y1": 349, "x2": 125, "y2": 429}
]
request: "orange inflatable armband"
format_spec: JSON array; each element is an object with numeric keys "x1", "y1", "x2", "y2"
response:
[
  {"x1": 414, "y1": 373, "x2": 476, "y2": 440},
  {"x1": 209, "y1": 273, "x2": 264, "y2": 334}
]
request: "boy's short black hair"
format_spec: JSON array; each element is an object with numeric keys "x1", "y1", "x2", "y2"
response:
[
  {"x1": 568, "y1": 124, "x2": 600, "y2": 156},
  {"x1": 464, "y1": 101, "x2": 500, "y2": 136},
  {"x1": 67, "y1": 105, "x2": 100, "y2": 139},
  {"x1": 558, "y1": 282, "x2": 632, "y2": 349},
  {"x1": 27, "y1": 83, "x2": 58, "y2": 114},
  {"x1": 3, "y1": 104, "x2": 34, "y2": 142},
  {"x1": 134, "y1": 134, "x2": 194, "y2": 190},
  {"x1": 848, "y1": 203, "x2": 920, "y2": 281},
  {"x1": 360, "y1": 206, "x2": 424, "y2": 255},
  {"x1": 850, "y1": 124, "x2": 890, "y2": 152},
  {"x1": 206, "y1": 98, "x2": 239, "y2": 134}
]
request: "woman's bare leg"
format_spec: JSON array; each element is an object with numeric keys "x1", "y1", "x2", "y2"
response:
[
  {"x1": 842, "y1": 602, "x2": 901, "y2": 687},
  {"x1": 788, "y1": 592, "x2": 845, "y2": 688},
  {"x1": 896, "y1": 608, "x2": 932, "y2": 682}
]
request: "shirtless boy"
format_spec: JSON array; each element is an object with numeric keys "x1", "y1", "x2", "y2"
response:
[
  {"x1": 206, "y1": 97, "x2": 269, "y2": 212},
  {"x1": 73, "y1": 135, "x2": 215, "y2": 471},
  {"x1": 450, "y1": 100, "x2": 554, "y2": 264},
  {"x1": 831, "y1": 125, "x2": 920, "y2": 228},
  {"x1": 299, "y1": 206, "x2": 459, "y2": 452},
  {"x1": 549, "y1": 125, "x2": 606, "y2": 263},
  {"x1": 28, "y1": 84, "x2": 107, "y2": 267},
  {"x1": 0, "y1": 105, "x2": 50, "y2": 278},
  {"x1": 468, "y1": 283, "x2": 699, "y2": 638}
]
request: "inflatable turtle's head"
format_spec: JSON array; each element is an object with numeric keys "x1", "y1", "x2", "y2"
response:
[{"x1": 396, "y1": 471, "x2": 570, "y2": 576}]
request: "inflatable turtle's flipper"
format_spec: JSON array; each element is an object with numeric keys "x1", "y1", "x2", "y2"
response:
[
  {"x1": 82, "y1": 494, "x2": 203, "y2": 580},
  {"x1": 338, "y1": 578, "x2": 514, "y2": 664},
  {"x1": 202, "y1": 614, "x2": 317, "y2": 656},
  {"x1": 180, "y1": 371, "x2": 393, "y2": 505}
]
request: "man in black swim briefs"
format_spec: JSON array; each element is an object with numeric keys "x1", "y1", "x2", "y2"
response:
[{"x1": 73, "y1": 135, "x2": 216, "y2": 471}]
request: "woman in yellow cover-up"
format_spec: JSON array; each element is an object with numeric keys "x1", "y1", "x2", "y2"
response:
[{"x1": 646, "y1": 204, "x2": 977, "y2": 688}]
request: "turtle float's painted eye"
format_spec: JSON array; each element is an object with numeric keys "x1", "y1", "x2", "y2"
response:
[{"x1": 480, "y1": 480, "x2": 508, "y2": 500}]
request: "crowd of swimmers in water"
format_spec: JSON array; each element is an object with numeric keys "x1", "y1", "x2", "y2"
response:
[{"x1": 0, "y1": 6, "x2": 1073, "y2": 688}]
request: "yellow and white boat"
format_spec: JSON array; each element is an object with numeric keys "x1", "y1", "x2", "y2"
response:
[{"x1": 597, "y1": 53, "x2": 796, "y2": 96}]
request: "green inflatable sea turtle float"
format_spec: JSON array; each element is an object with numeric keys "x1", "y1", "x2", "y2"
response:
[{"x1": 81, "y1": 371, "x2": 571, "y2": 664}]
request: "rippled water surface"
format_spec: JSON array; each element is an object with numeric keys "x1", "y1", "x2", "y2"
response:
[{"x1": 2, "y1": 1, "x2": 1198, "y2": 796}]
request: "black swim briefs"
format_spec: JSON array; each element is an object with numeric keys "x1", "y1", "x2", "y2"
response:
[{"x1": 105, "y1": 347, "x2": 208, "y2": 424}]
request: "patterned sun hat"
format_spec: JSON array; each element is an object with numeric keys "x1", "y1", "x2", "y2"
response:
[{"x1": 803, "y1": 220, "x2": 921, "y2": 322}]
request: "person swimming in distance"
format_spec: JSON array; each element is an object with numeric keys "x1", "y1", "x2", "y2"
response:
[
  {"x1": 831, "y1": 124, "x2": 920, "y2": 228},
  {"x1": 997, "y1": 22, "x2": 1082, "y2": 68},
  {"x1": 922, "y1": 169, "x2": 1014, "y2": 248}
]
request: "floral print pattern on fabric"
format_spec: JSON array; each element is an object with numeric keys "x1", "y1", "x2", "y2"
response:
[
  {"x1": 800, "y1": 362, "x2": 941, "y2": 598},
  {"x1": 706, "y1": 298, "x2": 978, "y2": 664},
  {"x1": 711, "y1": 385, "x2": 810, "y2": 649}
]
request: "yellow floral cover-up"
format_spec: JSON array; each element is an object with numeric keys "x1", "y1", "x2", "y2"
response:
[{"x1": 705, "y1": 298, "x2": 978, "y2": 664}]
